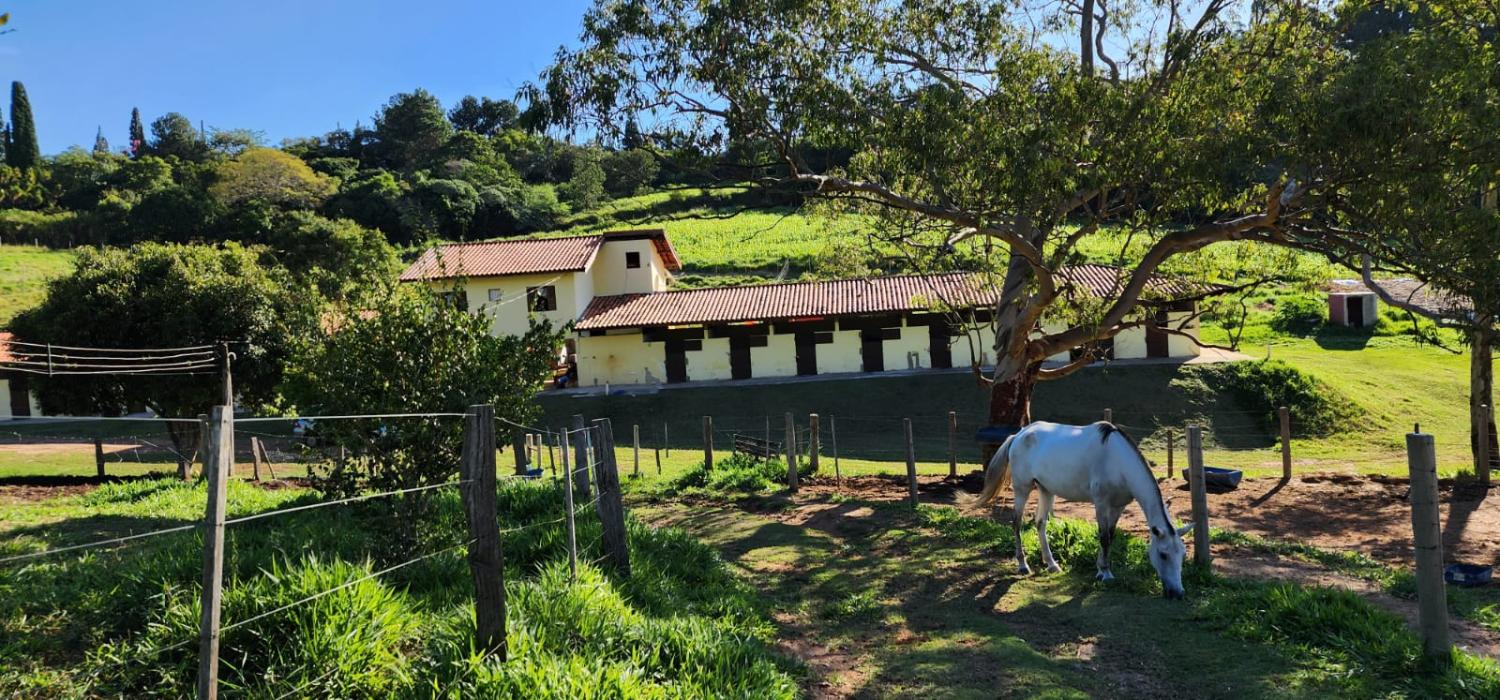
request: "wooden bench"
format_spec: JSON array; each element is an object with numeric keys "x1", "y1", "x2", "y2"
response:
[{"x1": 733, "y1": 434, "x2": 782, "y2": 461}]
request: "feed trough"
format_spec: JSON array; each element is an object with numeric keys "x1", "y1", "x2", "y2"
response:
[
  {"x1": 1182, "y1": 466, "x2": 1243, "y2": 490},
  {"x1": 1444, "y1": 563, "x2": 1493, "y2": 588}
]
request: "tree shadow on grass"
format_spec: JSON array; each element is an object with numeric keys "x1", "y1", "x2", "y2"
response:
[{"x1": 659, "y1": 497, "x2": 1343, "y2": 699}]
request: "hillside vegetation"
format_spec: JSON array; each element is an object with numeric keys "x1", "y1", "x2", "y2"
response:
[{"x1": 0, "y1": 246, "x2": 72, "y2": 327}]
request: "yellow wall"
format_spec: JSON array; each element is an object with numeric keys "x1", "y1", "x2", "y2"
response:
[
  {"x1": 591, "y1": 239, "x2": 671, "y2": 296},
  {"x1": 447, "y1": 271, "x2": 586, "y2": 337},
  {"x1": 819, "y1": 331, "x2": 863, "y2": 374},
  {"x1": 1166, "y1": 310, "x2": 1202, "y2": 357},
  {"x1": 576, "y1": 331, "x2": 662, "y2": 386},
  {"x1": 0, "y1": 378, "x2": 11, "y2": 420},
  {"x1": 756, "y1": 333, "x2": 799, "y2": 377}
]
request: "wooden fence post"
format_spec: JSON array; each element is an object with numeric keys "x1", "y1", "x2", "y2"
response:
[
  {"x1": 1165, "y1": 430, "x2": 1175, "y2": 479},
  {"x1": 592, "y1": 418, "x2": 631, "y2": 576},
  {"x1": 905, "y1": 418, "x2": 918, "y2": 508},
  {"x1": 1187, "y1": 425, "x2": 1210, "y2": 569},
  {"x1": 702, "y1": 416, "x2": 714, "y2": 470},
  {"x1": 808, "y1": 414, "x2": 820, "y2": 475},
  {"x1": 560, "y1": 430, "x2": 578, "y2": 580},
  {"x1": 831, "y1": 415, "x2": 840, "y2": 484},
  {"x1": 462, "y1": 404, "x2": 506, "y2": 661},
  {"x1": 1103, "y1": 408, "x2": 1113, "y2": 424},
  {"x1": 547, "y1": 431, "x2": 557, "y2": 478},
  {"x1": 663, "y1": 422, "x2": 670, "y2": 457},
  {"x1": 257, "y1": 439, "x2": 277, "y2": 480},
  {"x1": 195, "y1": 406, "x2": 233, "y2": 700},
  {"x1": 571, "y1": 415, "x2": 592, "y2": 499},
  {"x1": 249, "y1": 437, "x2": 262, "y2": 481},
  {"x1": 94, "y1": 437, "x2": 106, "y2": 479},
  {"x1": 765, "y1": 415, "x2": 771, "y2": 452},
  {"x1": 186, "y1": 413, "x2": 208, "y2": 481},
  {"x1": 1407, "y1": 429, "x2": 1451, "y2": 664},
  {"x1": 785, "y1": 412, "x2": 799, "y2": 492},
  {"x1": 632, "y1": 424, "x2": 641, "y2": 478},
  {"x1": 947, "y1": 411, "x2": 958, "y2": 478},
  {"x1": 1279, "y1": 406, "x2": 1292, "y2": 481}
]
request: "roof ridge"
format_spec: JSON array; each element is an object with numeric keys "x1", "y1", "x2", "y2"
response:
[
  {"x1": 592, "y1": 271, "x2": 981, "y2": 300},
  {"x1": 425, "y1": 233, "x2": 606, "y2": 251}
]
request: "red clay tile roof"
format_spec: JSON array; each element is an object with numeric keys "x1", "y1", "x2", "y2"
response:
[
  {"x1": 575, "y1": 266, "x2": 1200, "y2": 330},
  {"x1": 1059, "y1": 263, "x2": 1202, "y2": 301},
  {"x1": 399, "y1": 229, "x2": 683, "y2": 281},
  {"x1": 400, "y1": 235, "x2": 604, "y2": 281},
  {"x1": 577, "y1": 273, "x2": 993, "y2": 330}
]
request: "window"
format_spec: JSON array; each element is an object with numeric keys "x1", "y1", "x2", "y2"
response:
[
  {"x1": 527, "y1": 285, "x2": 558, "y2": 312},
  {"x1": 625, "y1": 251, "x2": 642, "y2": 269},
  {"x1": 488, "y1": 288, "x2": 504, "y2": 302}
]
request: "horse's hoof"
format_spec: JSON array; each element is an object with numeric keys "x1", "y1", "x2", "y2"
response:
[
  {"x1": 1018, "y1": 565, "x2": 1032, "y2": 576},
  {"x1": 1094, "y1": 571, "x2": 1114, "y2": 582},
  {"x1": 1046, "y1": 563, "x2": 1062, "y2": 573}
]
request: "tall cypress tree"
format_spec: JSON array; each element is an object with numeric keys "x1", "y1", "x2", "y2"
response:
[
  {"x1": 128, "y1": 107, "x2": 146, "y2": 157},
  {"x1": 93, "y1": 126, "x2": 110, "y2": 155},
  {"x1": 6, "y1": 81, "x2": 39, "y2": 169},
  {"x1": 0, "y1": 108, "x2": 7, "y2": 165}
]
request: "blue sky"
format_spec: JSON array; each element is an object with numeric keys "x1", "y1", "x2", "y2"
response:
[{"x1": 2, "y1": 0, "x2": 594, "y2": 155}]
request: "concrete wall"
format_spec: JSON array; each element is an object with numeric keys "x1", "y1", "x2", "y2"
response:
[
  {"x1": 0, "y1": 378, "x2": 11, "y2": 420},
  {"x1": 575, "y1": 330, "x2": 661, "y2": 386},
  {"x1": 591, "y1": 239, "x2": 672, "y2": 296}
]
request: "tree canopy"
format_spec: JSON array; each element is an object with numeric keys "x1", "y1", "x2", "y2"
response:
[{"x1": 535, "y1": 0, "x2": 1500, "y2": 424}]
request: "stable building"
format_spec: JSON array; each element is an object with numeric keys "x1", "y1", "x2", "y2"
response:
[{"x1": 401, "y1": 230, "x2": 1205, "y2": 389}]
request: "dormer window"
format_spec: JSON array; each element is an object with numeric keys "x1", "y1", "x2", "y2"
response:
[
  {"x1": 527, "y1": 285, "x2": 557, "y2": 312},
  {"x1": 626, "y1": 251, "x2": 642, "y2": 269}
]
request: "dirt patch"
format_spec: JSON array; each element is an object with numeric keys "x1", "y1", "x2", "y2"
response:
[
  {"x1": 0, "y1": 442, "x2": 142, "y2": 457},
  {"x1": 1217, "y1": 544, "x2": 1500, "y2": 659},
  {"x1": 0, "y1": 482, "x2": 100, "y2": 503},
  {"x1": 805, "y1": 471, "x2": 1500, "y2": 570}
]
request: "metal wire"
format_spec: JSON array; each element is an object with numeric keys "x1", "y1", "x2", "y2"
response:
[
  {"x1": 0, "y1": 522, "x2": 200, "y2": 566},
  {"x1": 235, "y1": 413, "x2": 471, "y2": 423},
  {"x1": 221, "y1": 539, "x2": 473, "y2": 633},
  {"x1": 224, "y1": 481, "x2": 470, "y2": 526}
]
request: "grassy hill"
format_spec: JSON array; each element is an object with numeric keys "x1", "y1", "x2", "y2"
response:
[{"x1": 0, "y1": 245, "x2": 73, "y2": 328}]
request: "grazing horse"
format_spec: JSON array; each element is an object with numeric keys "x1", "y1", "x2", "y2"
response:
[{"x1": 977, "y1": 421, "x2": 1190, "y2": 599}]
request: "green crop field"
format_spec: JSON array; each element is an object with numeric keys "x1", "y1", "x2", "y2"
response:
[{"x1": 0, "y1": 245, "x2": 73, "y2": 327}]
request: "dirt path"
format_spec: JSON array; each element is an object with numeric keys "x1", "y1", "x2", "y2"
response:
[{"x1": 638, "y1": 496, "x2": 1341, "y2": 699}]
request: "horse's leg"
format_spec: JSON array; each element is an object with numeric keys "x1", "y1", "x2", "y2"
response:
[
  {"x1": 1011, "y1": 480, "x2": 1033, "y2": 575},
  {"x1": 1035, "y1": 488, "x2": 1060, "y2": 573},
  {"x1": 1093, "y1": 502, "x2": 1124, "y2": 582}
]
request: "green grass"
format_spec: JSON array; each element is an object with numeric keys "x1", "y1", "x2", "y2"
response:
[
  {"x1": 0, "y1": 477, "x2": 795, "y2": 698},
  {"x1": 0, "y1": 245, "x2": 73, "y2": 327}
]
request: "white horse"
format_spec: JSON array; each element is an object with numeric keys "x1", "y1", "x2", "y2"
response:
[{"x1": 977, "y1": 421, "x2": 1191, "y2": 599}]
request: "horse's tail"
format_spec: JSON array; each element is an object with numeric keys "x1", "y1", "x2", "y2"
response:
[{"x1": 977, "y1": 433, "x2": 1017, "y2": 506}]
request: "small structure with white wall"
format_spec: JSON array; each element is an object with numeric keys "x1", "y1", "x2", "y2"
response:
[{"x1": 0, "y1": 332, "x2": 40, "y2": 420}]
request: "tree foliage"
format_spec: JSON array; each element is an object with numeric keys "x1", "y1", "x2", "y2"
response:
[
  {"x1": 281, "y1": 284, "x2": 562, "y2": 496},
  {"x1": 6, "y1": 81, "x2": 39, "y2": 169},
  {"x1": 535, "y1": 0, "x2": 1500, "y2": 422},
  {"x1": 9, "y1": 243, "x2": 313, "y2": 449},
  {"x1": 210, "y1": 147, "x2": 337, "y2": 209}
]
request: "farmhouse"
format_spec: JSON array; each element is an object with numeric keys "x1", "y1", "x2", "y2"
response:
[
  {"x1": 401, "y1": 230, "x2": 1206, "y2": 388},
  {"x1": 0, "y1": 332, "x2": 40, "y2": 420}
]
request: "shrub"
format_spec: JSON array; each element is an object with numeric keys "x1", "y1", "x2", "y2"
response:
[
  {"x1": 671, "y1": 453, "x2": 789, "y2": 494},
  {"x1": 1268, "y1": 294, "x2": 1325, "y2": 335},
  {"x1": 1207, "y1": 359, "x2": 1360, "y2": 436}
]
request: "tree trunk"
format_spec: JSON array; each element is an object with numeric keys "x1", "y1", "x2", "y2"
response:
[
  {"x1": 1079, "y1": 0, "x2": 1095, "y2": 73},
  {"x1": 1470, "y1": 328, "x2": 1497, "y2": 484},
  {"x1": 167, "y1": 420, "x2": 201, "y2": 480}
]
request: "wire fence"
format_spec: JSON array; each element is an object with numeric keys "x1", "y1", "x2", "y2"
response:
[{"x1": 0, "y1": 407, "x2": 631, "y2": 697}]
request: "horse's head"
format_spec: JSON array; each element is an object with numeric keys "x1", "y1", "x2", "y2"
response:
[{"x1": 1148, "y1": 524, "x2": 1191, "y2": 600}]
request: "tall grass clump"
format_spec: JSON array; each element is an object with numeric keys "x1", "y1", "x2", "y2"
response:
[
  {"x1": 668, "y1": 453, "x2": 790, "y2": 495},
  {"x1": 0, "y1": 475, "x2": 794, "y2": 698}
]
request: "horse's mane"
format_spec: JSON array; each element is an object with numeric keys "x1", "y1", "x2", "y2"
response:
[{"x1": 1097, "y1": 423, "x2": 1170, "y2": 523}]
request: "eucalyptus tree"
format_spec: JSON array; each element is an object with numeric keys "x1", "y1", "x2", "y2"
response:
[{"x1": 534, "y1": 0, "x2": 1499, "y2": 428}]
